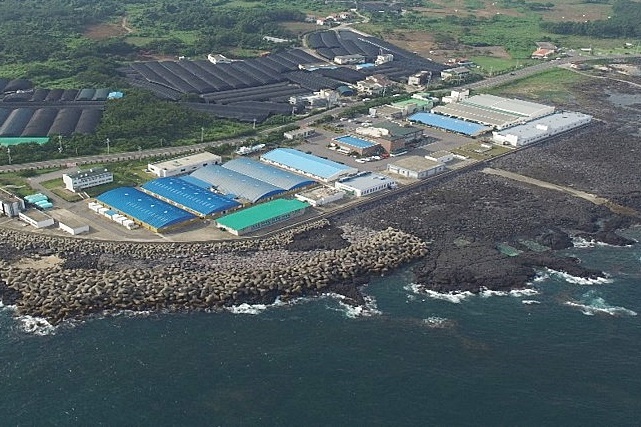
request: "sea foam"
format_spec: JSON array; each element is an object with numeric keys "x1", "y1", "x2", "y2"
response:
[
  {"x1": 16, "y1": 315, "x2": 56, "y2": 336},
  {"x1": 226, "y1": 303, "x2": 269, "y2": 315},
  {"x1": 564, "y1": 300, "x2": 637, "y2": 317},
  {"x1": 546, "y1": 268, "x2": 613, "y2": 285},
  {"x1": 565, "y1": 290, "x2": 637, "y2": 317},
  {"x1": 326, "y1": 293, "x2": 382, "y2": 318},
  {"x1": 404, "y1": 284, "x2": 474, "y2": 303}
]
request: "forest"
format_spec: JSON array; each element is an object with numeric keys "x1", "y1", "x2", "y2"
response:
[{"x1": 541, "y1": 0, "x2": 641, "y2": 38}]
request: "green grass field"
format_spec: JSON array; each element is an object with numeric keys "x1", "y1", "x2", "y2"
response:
[{"x1": 482, "y1": 68, "x2": 589, "y2": 104}]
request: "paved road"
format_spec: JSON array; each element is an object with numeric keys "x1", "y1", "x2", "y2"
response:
[{"x1": 2, "y1": 52, "x2": 639, "y2": 174}]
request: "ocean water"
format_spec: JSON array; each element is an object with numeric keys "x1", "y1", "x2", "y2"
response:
[{"x1": 1, "y1": 228, "x2": 640, "y2": 426}]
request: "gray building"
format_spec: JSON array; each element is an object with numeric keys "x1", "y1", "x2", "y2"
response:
[
  {"x1": 0, "y1": 189, "x2": 25, "y2": 217},
  {"x1": 387, "y1": 156, "x2": 445, "y2": 179}
]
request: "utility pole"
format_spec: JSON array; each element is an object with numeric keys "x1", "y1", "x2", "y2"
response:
[
  {"x1": 201, "y1": 127, "x2": 204, "y2": 143},
  {"x1": 105, "y1": 138, "x2": 110, "y2": 155},
  {"x1": 160, "y1": 138, "x2": 164, "y2": 147},
  {"x1": 7, "y1": 147, "x2": 11, "y2": 165},
  {"x1": 253, "y1": 118, "x2": 257, "y2": 129},
  {"x1": 58, "y1": 135, "x2": 63, "y2": 153}
]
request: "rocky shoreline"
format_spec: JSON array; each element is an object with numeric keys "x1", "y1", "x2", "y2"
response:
[
  {"x1": 0, "y1": 222, "x2": 428, "y2": 324},
  {"x1": 1, "y1": 79, "x2": 640, "y2": 325}
]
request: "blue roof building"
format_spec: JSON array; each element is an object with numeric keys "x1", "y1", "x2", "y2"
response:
[
  {"x1": 222, "y1": 157, "x2": 315, "y2": 191},
  {"x1": 141, "y1": 177, "x2": 240, "y2": 217},
  {"x1": 190, "y1": 165, "x2": 284, "y2": 203},
  {"x1": 260, "y1": 148, "x2": 358, "y2": 182},
  {"x1": 97, "y1": 187, "x2": 196, "y2": 231},
  {"x1": 408, "y1": 112, "x2": 491, "y2": 136}
]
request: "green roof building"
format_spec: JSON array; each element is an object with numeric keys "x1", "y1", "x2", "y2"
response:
[{"x1": 216, "y1": 199, "x2": 309, "y2": 235}]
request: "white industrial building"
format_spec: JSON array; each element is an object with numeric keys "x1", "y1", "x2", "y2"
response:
[
  {"x1": 0, "y1": 189, "x2": 25, "y2": 217},
  {"x1": 334, "y1": 172, "x2": 397, "y2": 197},
  {"x1": 148, "y1": 152, "x2": 222, "y2": 178},
  {"x1": 433, "y1": 94, "x2": 555, "y2": 129},
  {"x1": 334, "y1": 54, "x2": 365, "y2": 65},
  {"x1": 49, "y1": 209, "x2": 90, "y2": 235},
  {"x1": 492, "y1": 111, "x2": 593, "y2": 147},
  {"x1": 63, "y1": 168, "x2": 113, "y2": 192},
  {"x1": 387, "y1": 156, "x2": 446, "y2": 179},
  {"x1": 425, "y1": 151, "x2": 454, "y2": 163},
  {"x1": 295, "y1": 186, "x2": 345, "y2": 207},
  {"x1": 19, "y1": 209, "x2": 54, "y2": 229},
  {"x1": 284, "y1": 128, "x2": 316, "y2": 140}
]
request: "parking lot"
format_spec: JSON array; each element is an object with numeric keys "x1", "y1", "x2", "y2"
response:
[{"x1": 296, "y1": 113, "x2": 481, "y2": 173}]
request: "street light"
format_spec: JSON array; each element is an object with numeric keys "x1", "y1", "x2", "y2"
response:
[
  {"x1": 7, "y1": 147, "x2": 11, "y2": 165},
  {"x1": 105, "y1": 138, "x2": 110, "y2": 155}
]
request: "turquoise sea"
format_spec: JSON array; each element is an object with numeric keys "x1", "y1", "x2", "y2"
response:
[{"x1": 1, "y1": 227, "x2": 640, "y2": 426}]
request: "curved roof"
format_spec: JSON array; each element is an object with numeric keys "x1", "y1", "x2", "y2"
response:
[
  {"x1": 408, "y1": 112, "x2": 491, "y2": 136},
  {"x1": 222, "y1": 157, "x2": 315, "y2": 191},
  {"x1": 96, "y1": 187, "x2": 195, "y2": 230},
  {"x1": 260, "y1": 148, "x2": 357, "y2": 181},
  {"x1": 141, "y1": 177, "x2": 240, "y2": 216},
  {"x1": 190, "y1": 165, "x2": 284, "y2": 203}
]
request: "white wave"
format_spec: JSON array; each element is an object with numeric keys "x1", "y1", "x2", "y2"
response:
[
  {"x1": 572, "y1": 236, "x2": 633, "y2": 248},
  {"x1": 422, "y1": 316, "x2": 453, "y2": 328},
  {"x1": 510, "y1": 288, "x2": 540, "y2": 297},
  {"x1": 403, "y1": 283, "x2": 474, "y2": 304},
  {"x1": 479, "y1": 287, "x2": 539, "y2": 298},
  {"x1": 546, "y1": 268, "x2": 612, "y2": 285},
  {"x1": 479, "y1": 288, "x2": 509, "y2": 298},
  {"x1": 16, "y1": 315, "x2": 56, "y2": 336},
  {"x1": 521, "y1": 300, "x2": 541, "y2": 305},
  {"x1": 0, "y1": 301, "x2": 17, "y2": 312},
  {"x1": 323, "y1": 292, "x2": 381, "y2": 318},
  {"x1": 530, "y1": 272, "x2": 550, "y2": 284},
  {"x1": 337, "y1": 295, "x2": 381, "y2": 319},
  {"x1": 564, "y1": 300, "x2": 637, "y2": 317},
  {"x1": 226, "y1": 303, "x2": 268, "y2": 315}
]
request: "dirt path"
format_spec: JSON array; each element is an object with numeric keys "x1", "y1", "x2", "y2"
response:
[
  {"x1": 121, "y1": 16, "x2": 134, "y2": 34},
  {"x1": 483, "y1": 167, "x2": 641, "y2": 217}
]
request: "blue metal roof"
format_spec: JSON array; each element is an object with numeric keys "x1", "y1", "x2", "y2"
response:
[
  {"x1": 190, "y1": 165, "x2": 284, "y2": 203},
  {"x1": 97, "y1": 187, "x2": 195, "y2": 230},
  {"x1": 335, "y1": 135, "x2": 377, "y2": 149},
  {"x1": 177, "y1": 175, "x2": 212, "y2": 189},
  {"x1": 222, "y1": 157, "x2": 315, "y2": 191},
  {"x1": 409, "y1": 112, "x2": 491, "y2": 136},
  {"x1": 261, "y1": 148, "x2": 357, "y2": 181},
  {"x1": 141, "y1": 177, "x2": 240, "y2": 216}
]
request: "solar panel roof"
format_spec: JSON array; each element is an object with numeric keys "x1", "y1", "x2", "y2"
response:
[
  {"x1": 97, "y1": 187, "x2": 195, "y2": 230},
  {"x1": 190, "y1": 165, "x2": 284, "y2": 203},
  {"x1": 222, "y1": 157, "x2": 315, "y2": 190},
  {"x1": 408, "y1": 112, "x2": 491, "y2": 136},
  {"x1": 142, "y1": 177, "x2": 240, "y2": 216},
  {"x1": 260, "y1": 148, "x2": 357, "y2": 181}
]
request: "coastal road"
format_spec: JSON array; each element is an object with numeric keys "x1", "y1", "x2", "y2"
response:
[{"x1": 483, "y1": 167, "x2": 641, "y2": 218}]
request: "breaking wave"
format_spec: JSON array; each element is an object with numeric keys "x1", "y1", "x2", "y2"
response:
[
  {"x1": 565, "y1": 290, "x2": 637, "y2": 317},
  {"x1": 327, "y1": 293, "x2": 382, "y2": 318},
  {"x1": 226, "y1": 303, "x2": 269, "y2": 315},
  {"x1": 546, "y1": 268, "x2": 612, "y2": 285},
  {"x1": 404, "y1": 284, "x2": 474, "y2": 303},
  {"x1": 16, "y1": 315, "x2": 56, "y2": 336}
]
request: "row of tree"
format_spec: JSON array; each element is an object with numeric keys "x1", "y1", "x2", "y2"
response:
[{"x1": 542, "y1": 0, "x2": 641, "y2": 38}]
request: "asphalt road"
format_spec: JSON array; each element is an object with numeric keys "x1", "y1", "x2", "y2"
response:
[{"x1": 1, "y1": 52, "x2": 639, "y2": 174}]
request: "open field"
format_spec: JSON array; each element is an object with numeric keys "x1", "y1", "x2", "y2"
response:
[
  {"x1": 482, "y1": 68, "x2": 589, "y2": 104},
  {"x1": 83, "y1": 23, "x2": 129, "y2": 40}
]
